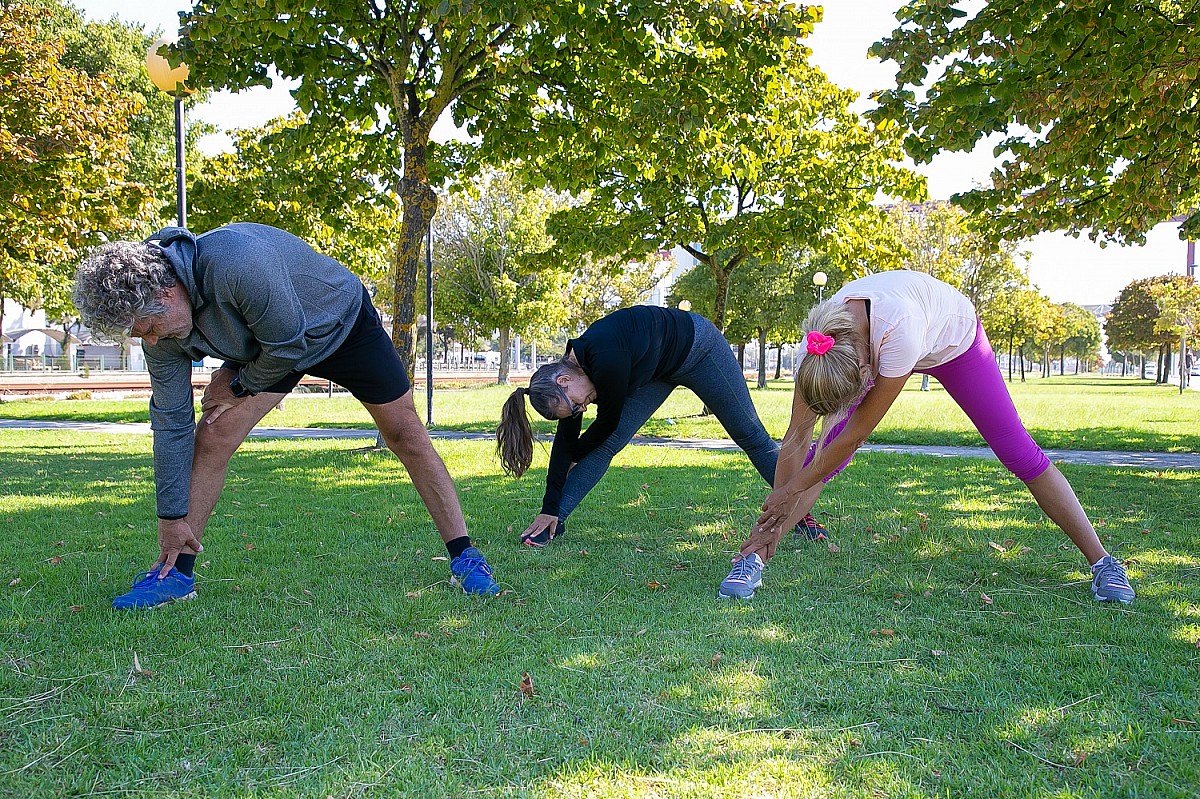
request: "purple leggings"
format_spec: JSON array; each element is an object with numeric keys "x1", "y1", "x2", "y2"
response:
[{"x1": 803, "y1": 320, "x2": 1051, "y2": 483}]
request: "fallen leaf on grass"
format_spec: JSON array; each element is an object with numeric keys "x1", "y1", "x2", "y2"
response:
[
  {"x1": 244, "y1": 544, "x2": 255, "y2": 551},
  {"x1": 646, "y1": 581, "x2": 667, "y2": 590},
  {"x1": 69, "y1": 605, "x2": 83, "y2": 613},
  {"x1": 870, "y1": 628, "x2": 895, "y2": 637},
  {"x1": 1074, "y1": 752, "x2": 1088, "y2": 767},
  {"x1": 931, "y1": 650, "x2": 944, "y2": 657},
  {"x1": 887, "y1": 534, "x2": 900, "y2": 544},
  {"x1": 497, "y1": 589, "x2": 514, "y2": 596},
  {"x1": 672, "y1": 563, "x2": 688, "y2": 571},
  {"x1": 710, "y1": 652, "x2": 723, "y2": 668},
  {"x1": 980, "y1": 592, "x2": 994, "y2": 606},
  {"x1": 8, "y1": 578, "x2": 19, "y2": 587},
  {"x1": 519, "y1": 672, "x2": 534, "y2": 697},
  {"x1": 827, "y1": 542, "x2": 841, "y2": 554},
  {"x1": 988, "y1": 541, "x2": 1007, "y2": 553},
  {"x1": 48, "y1": 556, "x2": 63, "y2": 566},
  {"x1": 405, "y1": 591, "x2": 421, "y2": 598},
  {"x1": 1171, "y1": 718, "x2": 1196, "y2": 726},
  {"x1": 430, "y1": 556, "x2": 448, "y2": 562},
  {"x1": 131, "y1": 652, "x2": 153, "y2": 678},
  {"x1": 1002, "y1": 538, "x2": 1015, "y2": 549},
  {"x1": 413, "y1": 632, "x2": 432, "y2": 639}
]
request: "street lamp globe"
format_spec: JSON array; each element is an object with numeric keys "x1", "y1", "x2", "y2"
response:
[
  {"x1": 678, "y1": 300, "x2": 692, "y2": 312},
  {"x1": 145, "y1": 36, "x2": 192, "y2": 228},
  {"x1": 812, "y1": 271, "x2": 828, "y2": 302},
  {"x1": 145, "y1": 36, "x2": 192, "y2": 96}
]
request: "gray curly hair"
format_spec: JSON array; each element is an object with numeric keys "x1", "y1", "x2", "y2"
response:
[{"x1": 72, "y1": 241, "x2": 177, "y2": 339}]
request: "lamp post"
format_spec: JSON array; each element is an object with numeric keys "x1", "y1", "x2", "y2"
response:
[
  {"x1": 145, "y1": 36, "x2": 192, "y2": 227},
  {"x1": 812, "y1": 270, "x2": 828, "y2": 303}
]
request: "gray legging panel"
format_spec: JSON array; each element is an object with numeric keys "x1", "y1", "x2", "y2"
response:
[{"x1": 554, "y1": 313, "x2": 780, "y2": 522}]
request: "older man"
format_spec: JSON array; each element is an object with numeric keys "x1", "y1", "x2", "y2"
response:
[{"x1": 74, "y1": 223, "x2": 500, "y2": 608}]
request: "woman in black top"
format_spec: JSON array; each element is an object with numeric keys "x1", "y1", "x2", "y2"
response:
[{"x1": 497, "y1": 305, "x2": 782, "y2": 548}]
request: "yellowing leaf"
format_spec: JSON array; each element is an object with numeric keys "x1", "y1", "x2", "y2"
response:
[{"x1": 519, "y1": 672, "x2": 534, "y2": 697}]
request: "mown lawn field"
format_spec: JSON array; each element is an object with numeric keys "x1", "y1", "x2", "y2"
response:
[
  {"x1": 1, "y1": 426, "x2": 1196, "y2": 798},
  {"x1": 4, "y1": 374, "x2": 1199, "y2": 453}
]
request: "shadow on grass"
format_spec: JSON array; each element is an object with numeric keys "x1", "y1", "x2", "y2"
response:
[{"x1": 1, "y1": 436, "x2": 1197, "y2": 797}]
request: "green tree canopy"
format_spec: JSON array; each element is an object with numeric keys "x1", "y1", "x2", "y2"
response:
[
  {"x1": 519, "y1": 46, "x2": 924, "y2": 331},
  {"x1": 871, "y1": 0, "x2": 1200, "y2": 244},
  {"x1": 176, "y1": 0, "x2": 817, "y2": 374},
  {"x1": 188, "y1": 113, "x2": 400, "y2": 287},
  {"x1": 0, "y1": 0, "x2": 147, "y2": 331},
  {"x1": 431, "y1": 170, "x2": 570, "y2": 385}
]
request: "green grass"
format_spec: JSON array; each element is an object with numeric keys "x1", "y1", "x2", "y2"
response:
[
  {"x1": 4, "y1": 374, "x2": 1199, "y2": 453},
  {"x1": 2, "y1": 430, "x2": 1198, "y2": 797}
]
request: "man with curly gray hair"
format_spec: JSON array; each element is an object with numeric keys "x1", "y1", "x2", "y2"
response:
[{"x1": 74, "y1": 222, "x2": 502, "y2": 608}]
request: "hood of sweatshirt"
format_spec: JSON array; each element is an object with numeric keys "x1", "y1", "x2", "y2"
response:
[{"x1": 145, "y1": 227, "x2": 205, "y2": 312}]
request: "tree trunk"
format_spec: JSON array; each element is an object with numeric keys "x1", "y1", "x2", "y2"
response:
[
  {"x1": 389, "y1": 106, "x2": 438, "y2": 381},
  {"x1": 737, "y1": 343, "x2": 746, "y2": 369},
  {"x1": 497, "y1": 326, "x2": 511, "y2": 385},
  {"x1": 1007, "y1": 337, "x2": 1014, "y2": 381},
  {"x1": 756, "y1": 327, "x2": 767, "y2": 389},
  {"x1": 774, "y1": 346, "x2": 782, "y2": 380}
]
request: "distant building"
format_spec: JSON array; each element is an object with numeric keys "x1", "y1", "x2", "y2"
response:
[{"x1": 647, "y1": 246, "x2": 700, "y2": 307}]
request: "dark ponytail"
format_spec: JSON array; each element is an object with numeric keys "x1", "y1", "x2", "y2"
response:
[
  {"x1": 497, "y1": 387, "x2": 534, "y2": 477},
  {"x1": 496, "y1": 360, "x2": 589, "y2": 477}
]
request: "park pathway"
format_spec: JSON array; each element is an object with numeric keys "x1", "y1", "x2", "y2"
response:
[{"x1": 2, "y1": 419, "x2": 1198, "y2": 470}]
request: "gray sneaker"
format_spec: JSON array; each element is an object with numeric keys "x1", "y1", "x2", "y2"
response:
[
  {"x1": 1091, "y1": 555, "x2": 1135, "y2": 604},
  {"x1": 718, "y1": 553, "x2": 764, "y2": 599}
]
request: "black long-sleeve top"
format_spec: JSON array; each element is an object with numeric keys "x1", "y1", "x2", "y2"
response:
[{"x1": 540, "y1": 306, "x2": 695, "y2": 516}]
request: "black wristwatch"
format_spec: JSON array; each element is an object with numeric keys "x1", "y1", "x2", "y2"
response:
[{"x1": 229, "y1": 374, "x2": 254, "y2": 398}]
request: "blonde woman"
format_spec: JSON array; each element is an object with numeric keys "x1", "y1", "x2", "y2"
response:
[{"x1": 723, "y1": 270, "x2": 1135, "y2": 604}]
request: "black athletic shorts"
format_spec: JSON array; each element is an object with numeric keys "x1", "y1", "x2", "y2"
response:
[{"x1": 222, "y1": 287, "x2": 412, "y2": 405}]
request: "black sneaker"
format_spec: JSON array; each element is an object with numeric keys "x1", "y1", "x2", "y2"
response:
[
  {"x1": 793, "y1": 514, "x2": 828, "y2": 541},
  {"x1": 521, "y1": 520, "x2": 565, "y2": 548}
]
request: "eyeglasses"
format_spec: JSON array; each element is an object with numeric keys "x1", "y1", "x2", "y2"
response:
[{"x1": 555, "y1": 383, "x2": 584, "y2": 417}]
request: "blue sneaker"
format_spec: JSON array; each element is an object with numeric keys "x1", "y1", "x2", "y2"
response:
[
  {"x1": 793, "y1": 514, "x2": 828, "y2": 542},
  {"x1": 450, "y1": 547, "x2": 501, "y2": 595},
  {"x1": 112, "y1": 566, "x2": 197, "y2": 609},
  {"x1": 718, "y1": 553, "x2": 764, "y2": 599},
  {"x1": 1091, "y1": 555, "x2": 1135, "y2": 604}
]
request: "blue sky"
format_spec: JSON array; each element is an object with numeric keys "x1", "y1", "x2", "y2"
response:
[{"x1": 75, "y1": 0, "x2": 1192, "y2": 305}]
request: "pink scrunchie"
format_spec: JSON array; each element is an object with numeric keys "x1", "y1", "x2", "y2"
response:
[{"x1": 806, "y1": 331, "x2": 835, "y2": 355}]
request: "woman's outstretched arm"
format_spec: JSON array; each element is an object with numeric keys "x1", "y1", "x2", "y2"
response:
[{"x1": 741, "y1": 374, "x2": 911, "y2": 560}]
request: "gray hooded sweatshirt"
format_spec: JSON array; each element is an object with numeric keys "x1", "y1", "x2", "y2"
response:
[{"x1": 144, "y1": 223, "x2": 363, "y2": 519}]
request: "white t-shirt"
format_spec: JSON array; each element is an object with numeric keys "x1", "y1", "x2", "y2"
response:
[{"x1": 829, "y1": 271, "x2": 978, "y2": 378}]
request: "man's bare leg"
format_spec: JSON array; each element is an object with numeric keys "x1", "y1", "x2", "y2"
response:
[
  {"x1": 184, "y1": 391, "x2": 288, "y2": 542},
  {"x1": 363, "y1": 389, "x2": 468, "y2": 544}
]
